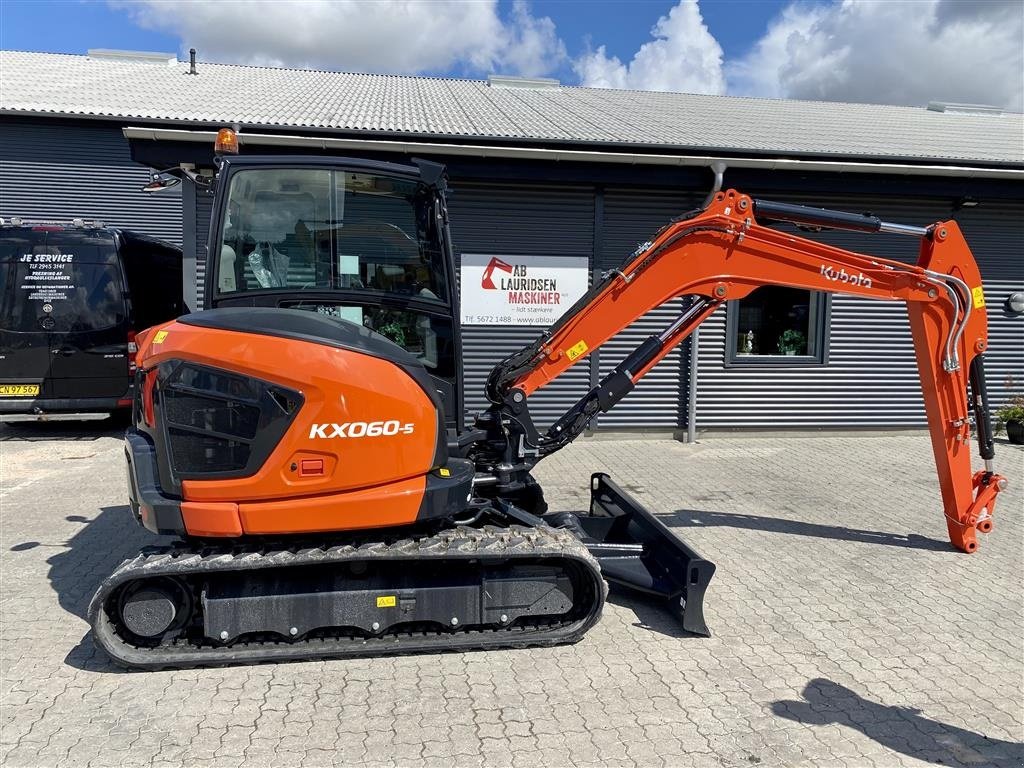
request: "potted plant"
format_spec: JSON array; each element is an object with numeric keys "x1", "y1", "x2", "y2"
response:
[
  {"x1": 377, "y1": 320, "x2": 406, "y2": 348},
  {"x1": 777, "y1": 329, "x2": 807, "y2": 356},
  {"x1": 996, "y1": 395, "x2": 1024, "y2": 445}
]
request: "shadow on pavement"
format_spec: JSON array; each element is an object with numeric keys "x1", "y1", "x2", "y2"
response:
[
  {"x1": 42, "y1": 506, "x2": 150, "y2": 620},
  {"x1": 8, "y1": 505, "x2": 157, "y2": 673},
  {"x1": 669, "y1": 508, "x2": 952, "y2": 551},
  {"x1": 606, "y1": 587, "x2": 707, "y2": 639},
  {"x1": 993, "y1": 436, "x2": 1024, "y2": 449},
  {"x1": 0, "y1": 416, "x2": 127, "y2": 442},
  {"x1": 773, "y1": 678, "x2": 1024, "y2": 767}
]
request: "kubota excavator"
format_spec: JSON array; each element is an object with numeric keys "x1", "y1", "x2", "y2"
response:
[{"x1": 89, "y1": 142, "x2": 1006, "y2": 668}]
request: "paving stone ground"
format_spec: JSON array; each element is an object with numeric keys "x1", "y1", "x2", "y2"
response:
[{"x1": 1, "y1": 423, "x2": 1021, "y2": 768}]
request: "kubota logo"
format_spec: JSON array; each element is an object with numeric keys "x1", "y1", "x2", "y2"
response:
[
  {"x1": 820, "y1": 264, "x2": 872, "y2": 288},
  {"x1": 481, "y1": 257, "x2": 513, "y2": 289},
  {"x1": 309, "y1": 420, "x2": 415, "y2": 439}
]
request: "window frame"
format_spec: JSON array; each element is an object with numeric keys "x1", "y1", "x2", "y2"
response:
[{"x1": 724, "y1": 289, "x2": 831, "y2": 367}]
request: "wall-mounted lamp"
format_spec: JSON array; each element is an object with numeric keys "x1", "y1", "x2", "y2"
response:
[{"x1": 1005, "y1": 292, "x2": 1024, "y2": 317}]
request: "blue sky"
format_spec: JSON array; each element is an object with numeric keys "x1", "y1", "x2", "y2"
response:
[
  {"x1": 537, "y1": 0, "x2": 786, "y2": 61},
  {"x1": 1, "y1": 0, "x2": 1021, "y2": 111},
  {"x1": 1, "y1": 1, "x2": 780, "y2": 64},
  {"x1": 1, "y1": 1, "x2": 174, "y2": 55}
]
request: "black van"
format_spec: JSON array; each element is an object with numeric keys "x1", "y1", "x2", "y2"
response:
[{"x1": 0, "y1": 221, "x2": 183, "y2": 421}]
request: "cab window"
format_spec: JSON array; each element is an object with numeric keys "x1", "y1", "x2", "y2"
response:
[{"x1": 218, "y1": 168, "x2": 448, "y2": 303}]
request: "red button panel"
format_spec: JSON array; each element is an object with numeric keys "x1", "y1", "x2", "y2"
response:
[{"x1": 299, "y1": 458, "x2": 325, "y2": 477}]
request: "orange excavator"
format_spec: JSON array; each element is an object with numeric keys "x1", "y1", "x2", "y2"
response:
[{"x1": 90, "y1": 144, "x2": 1005, "y2": 668}]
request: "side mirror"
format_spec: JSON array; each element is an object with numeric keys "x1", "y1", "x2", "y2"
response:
[{"x1": 142, "y1": 172, "x2": 182, "y2": 193}]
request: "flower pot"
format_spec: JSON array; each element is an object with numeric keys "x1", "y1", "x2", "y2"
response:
[{"x1": 1007, "y1": 419, "x2": 1024, "y2": 445}]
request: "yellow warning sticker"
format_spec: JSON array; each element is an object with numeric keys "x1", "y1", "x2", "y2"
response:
[
  {"x1": 376, "y1": 595, "x2": 396, "y2": 608},
  {"x1": 566, "y1": 340, "x2": 589, "y2": 361},
  {"x1": 971, "y1": 286, "x2": 985, "y2": 309},
  {"x1": 438, "y1": 468, "x2": 451, "y2": 478},
  {"x1": 152, "y1": 330, "x2": 169, "y2": 344}
]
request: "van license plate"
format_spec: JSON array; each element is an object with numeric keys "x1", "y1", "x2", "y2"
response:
[{"x1": 0, "y1": 384, "x2": 40, "y2": 397}]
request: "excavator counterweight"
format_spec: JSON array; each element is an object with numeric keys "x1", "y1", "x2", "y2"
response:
[{"x1": 89, "y1": 153, "x2": 1004, "y2": 668}]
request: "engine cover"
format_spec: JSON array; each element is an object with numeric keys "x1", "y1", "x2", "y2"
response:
[{"x1": 134, "y1": 307, "x2": 455, "y2": 535}]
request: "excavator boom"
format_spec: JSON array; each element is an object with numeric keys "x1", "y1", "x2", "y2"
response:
[{"x1": 476, "y1": 189, "x2": 1005, "y2": 554}]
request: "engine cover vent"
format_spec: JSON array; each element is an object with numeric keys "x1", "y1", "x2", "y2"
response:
[{"x1": 155, "y1": 361, "x2": 303, "y2": 480}]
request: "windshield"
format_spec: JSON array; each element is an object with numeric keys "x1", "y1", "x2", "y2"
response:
[{"x1": 217, "y1": 168, "x2": 448, "y2": 303}]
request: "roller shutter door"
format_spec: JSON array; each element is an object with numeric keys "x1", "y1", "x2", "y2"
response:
[
  {"x1": 448, "y1": 183, "x2": 594, "y2": 428},
  {"x1": 0, "y1": 119, "x2": 181, "y2": 246},
  {"x1": 952, "y1": 201, "x2": 1024, "y2": 409},
  {"x1": 194, "y1": 190, "x2": 214, "y2": 308},
  {"x1": 598, "y1": 190, "x2": 701, "y2": 428}
]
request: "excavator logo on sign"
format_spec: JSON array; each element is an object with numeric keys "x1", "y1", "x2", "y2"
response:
[
  {"x1": 479, "y1": 256, "x2": 563, "y2": 306},
  {"x1": 481, "y1": 257, "x2": 514, "y2": 290}
]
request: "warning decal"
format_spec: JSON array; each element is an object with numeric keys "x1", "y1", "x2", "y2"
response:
[{"x1": 566, "y1": 340, "x2": 589, "y2": 361}]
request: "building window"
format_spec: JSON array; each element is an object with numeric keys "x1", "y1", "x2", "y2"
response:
[{"x1": 725, "y1": 286, "x2": 829, "y2": 365}]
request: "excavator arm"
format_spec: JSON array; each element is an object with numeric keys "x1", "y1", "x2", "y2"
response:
[{"x1": 471, "y1": 188, "x2": 1006, "y2": 553}]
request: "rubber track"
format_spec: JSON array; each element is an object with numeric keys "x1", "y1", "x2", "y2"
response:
[{"x1": 88, "y1": 525, "x2": 607, "y2": 670}]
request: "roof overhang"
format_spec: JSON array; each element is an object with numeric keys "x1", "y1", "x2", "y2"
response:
[{"x1": 122, "y1": 126, "x2": 1024, "y2": 180}]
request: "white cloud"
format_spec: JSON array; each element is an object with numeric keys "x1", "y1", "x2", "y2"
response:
[
  {"x1": 728, "y1": 0, "x2": 1024, "y2": 111},
  {"x1": 498, "y1": 1, "x2": 568, "y2": 78},
  {"x1": 116, "y1": 0, "x2": 1023, "y2": 111},
  {"x1": 724, "y1": 3, "x2": 827, "y2": 101},
  {"x1": 573, "y1": 0, "x2": 725, "y2": 94},
  {"x1": 113, "y1": 0, "x2": 564, "y2": 77}
]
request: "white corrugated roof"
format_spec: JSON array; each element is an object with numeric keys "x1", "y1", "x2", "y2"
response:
[{"x1": 2, "y1": 50, "x2": 1021, "y2": 166}]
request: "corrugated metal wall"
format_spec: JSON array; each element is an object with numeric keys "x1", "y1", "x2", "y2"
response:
[
  {"x1": 598, "y1": 190, "x2": 701, "y2": 428},
  {"x1": 195, "y1": 191, "x2": 214, "y2": 308},
  {"x1": 9, "y1": 117, "x2": 1012, "y2": 433},
  {"x1": 0, "y1": 119, "x2": 182, "y2": 246},
  {"x1": 695, "y1": 194, "x2": 1024, "y2": 428},
  {"x1": 953, "y1": 201, "x2": 1024, "y2": 408},
  {"x1": 447, "y1": 183, "x2": 594, "y2": 428}
]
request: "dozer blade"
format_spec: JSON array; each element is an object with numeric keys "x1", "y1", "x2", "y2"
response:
[{"x1": 573, "y1": 472, "x2": 714, "y2": 636}]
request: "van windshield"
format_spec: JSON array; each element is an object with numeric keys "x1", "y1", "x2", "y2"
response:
[
  {"x1": 0, "y1": 230, "x2": 124, "y2": 332},
  {"x1": 217, "y1": 168, "x2": 448, "y2": 304}
]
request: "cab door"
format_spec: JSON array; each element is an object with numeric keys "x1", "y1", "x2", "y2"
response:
[{"x1": 41, "y1": 231, "x2": 131, "y2": 400}]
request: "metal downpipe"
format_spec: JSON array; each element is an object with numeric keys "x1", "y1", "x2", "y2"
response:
[{"x1": 687, "y1": 327, "x2": 700, "y2": 444}]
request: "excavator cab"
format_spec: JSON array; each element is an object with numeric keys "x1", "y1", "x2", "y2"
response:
[{"x1": 206, "y1": 155, "x2": 463, "y2": 434}]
